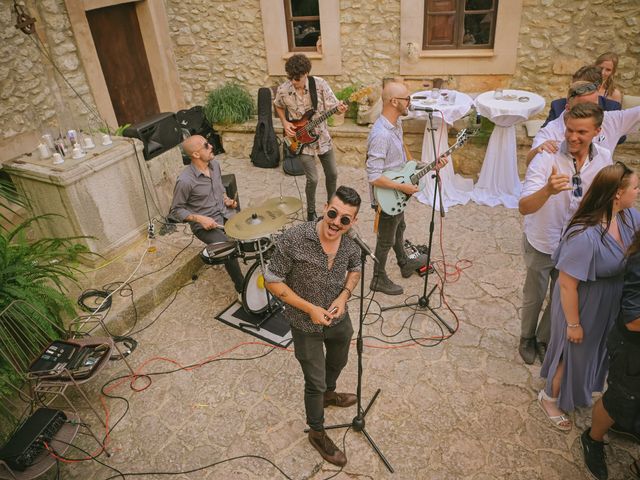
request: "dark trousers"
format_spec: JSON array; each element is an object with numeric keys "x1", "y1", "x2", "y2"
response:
[
  {"x1": 298, "y1": 149, "x2": 338, "y2": 214},
  {"x1": 194, "y1": 227, "x2": 244, "y2": 293},
  {"x1": 291, "y1": 317, "x2": 353, "y2": 431},
  {"x1": 373, "y1": 211, "x2": 409, "y2": 278}
]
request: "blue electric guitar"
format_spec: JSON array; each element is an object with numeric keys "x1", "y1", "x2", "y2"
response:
[{"x1": 373, "y1": 129, "x2": 471, "y2": 215}]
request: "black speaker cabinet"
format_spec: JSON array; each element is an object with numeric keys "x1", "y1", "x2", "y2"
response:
[
  {"x1": 123, "y1": 112, "x2": 182, "y2": 160},
  {"x1": 221, "y1": 173, "x2": 240, "y2": 210}
]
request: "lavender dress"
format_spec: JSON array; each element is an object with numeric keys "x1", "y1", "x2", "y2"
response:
[{"x1": 540, "y1": 208, "x2": 640, "y2": 412}]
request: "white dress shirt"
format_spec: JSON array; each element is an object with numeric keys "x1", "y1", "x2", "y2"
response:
[
  {"x1": 532, "y1": 106, "x2": 640, "y2": 155},
  {"x1": 521, "y1": 142, "x2": 612, "y2": 255}
]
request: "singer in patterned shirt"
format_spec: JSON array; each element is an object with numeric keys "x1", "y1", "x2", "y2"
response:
[{"x1": 264, "y1": 186, "x2": 361, "y2": 467}]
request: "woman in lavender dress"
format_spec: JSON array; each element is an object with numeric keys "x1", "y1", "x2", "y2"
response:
[{"x1": 539, "y1": 163, "x2": 640, "y2": 430}]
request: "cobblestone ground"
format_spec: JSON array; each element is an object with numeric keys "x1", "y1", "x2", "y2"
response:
[{"x1": 55, "y1": 154, "x2": 639, "y2": 480}]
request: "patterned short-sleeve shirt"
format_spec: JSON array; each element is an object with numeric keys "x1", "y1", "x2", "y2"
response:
[
  {"x1": 264, "y1": 221, "x2": 361, "y2": 333},
  {"x1": 273, "y1": 76, "x2": 339, "y2": 156}
]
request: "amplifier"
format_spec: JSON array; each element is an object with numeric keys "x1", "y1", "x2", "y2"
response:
[{"x1": 0, "y1": 408, "x2": 67, "y2": 471}]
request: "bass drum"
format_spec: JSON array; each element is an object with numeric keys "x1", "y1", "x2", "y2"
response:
[{"x1": 241, "y1": 261, "x2": 270, "y2": 315}]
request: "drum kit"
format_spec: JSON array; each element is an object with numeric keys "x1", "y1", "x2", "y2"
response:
[{"x1": 199, "y1": 195, "x2": 303, "y2": 323}]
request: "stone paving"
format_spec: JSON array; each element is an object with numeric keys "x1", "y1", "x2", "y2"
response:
[{"x1": 52, "y1": 154, "x2": 640, "y2": 480}]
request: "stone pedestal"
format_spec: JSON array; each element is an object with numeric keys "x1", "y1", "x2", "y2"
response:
[{"x1": 2, "y1": 138, "x2": 183, "y2": 265}]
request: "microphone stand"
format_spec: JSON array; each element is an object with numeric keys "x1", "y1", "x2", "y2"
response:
[
  {"x1": 305, "y1": 248, "x2": 393, "y2": 473},
  {"x1": 380, "y1": 111, "x2": 454, "y2": 334}
]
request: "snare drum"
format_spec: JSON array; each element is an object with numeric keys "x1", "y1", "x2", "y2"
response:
[
  {"x1": 199, "y1": 240, "x2": 238, "y2": 265},
  {"x1": 238, "y1": 236, "x2": 272, "y2": 255}
]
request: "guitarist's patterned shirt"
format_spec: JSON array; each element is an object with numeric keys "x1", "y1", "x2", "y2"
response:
[
  {"x1": 264, "y1": 221, "x2": 361, "y2": 333},
  {"x1": 274, "y1": 76, "x2": 339, "y2": 156}
]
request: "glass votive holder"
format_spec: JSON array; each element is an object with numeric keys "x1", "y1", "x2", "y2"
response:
[
  {"x1": 494, "y1": 88, "x2": 503, "y2": 100},
  {"x1": 430, "y1": 88, "x2": 440, "y2": 100}
]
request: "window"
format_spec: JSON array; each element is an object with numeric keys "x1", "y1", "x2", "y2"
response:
[
  {"x1": 284, "y1": 0, "x2": 321, "y2": 52},
  {"x1": 260, "y1": 0, "x2": 341, "y2": 76},
  {"x1": 423, "y1": 0, "x2": 498, "y2": 50}
]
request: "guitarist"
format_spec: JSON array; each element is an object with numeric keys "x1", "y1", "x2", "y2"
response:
[
  {"x1": 274, "y1": 53, "x2": 347, "y2": 221},
  {"x1": 366, "y1": 81, "x2": 430, "y2": 295}
]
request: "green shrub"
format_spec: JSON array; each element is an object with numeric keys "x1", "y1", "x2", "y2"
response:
[{"x1": 204, "y1": 82, "x2": 254, "y2": 125}]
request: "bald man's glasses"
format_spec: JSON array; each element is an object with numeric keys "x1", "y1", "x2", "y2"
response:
[
  {"x1": 200, "y1": 141, "x2": 210, "y2": 151},
  {"x1": 393, "y1": 96, "x2": 411, "y2": 103}
]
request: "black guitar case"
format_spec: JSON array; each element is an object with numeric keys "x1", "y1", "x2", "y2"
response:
[
  {"x1": 250, "y1": 88, "x2": 280, "y2": 169},
  {"x1": 282, "y1": 77, "x2": 319, "y2": 176}
]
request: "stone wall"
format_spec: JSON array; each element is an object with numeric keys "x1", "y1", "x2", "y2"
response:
[
  {"x1": 0, "y1": 0, "x2": 100, "y2": 149},
  {"x1": 511, "y1": 0, "x2": 640, "y2": 111},
  {"x1": 164, "y1": 0, "x2": 640, "y2": 112},
  {"x1": 1, "y1": 0, "x2": 639, "y2": 156}
]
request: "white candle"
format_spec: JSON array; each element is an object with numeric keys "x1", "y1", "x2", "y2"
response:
[{"x1": 37, "y1": 143, "x2": 51, "y2": 159}]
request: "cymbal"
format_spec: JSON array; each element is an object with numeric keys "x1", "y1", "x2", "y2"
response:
[
  {"x1": 260, "y1": 196, "x2": 303, "y2": 215},
  {"x1": 224, "y1": 206, "x2": 288, "y2": 240}
]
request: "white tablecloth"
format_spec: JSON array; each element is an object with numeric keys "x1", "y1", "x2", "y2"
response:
[
  {"x1": 470, "y1": 89, "x2": 545, "y2": 208},
  {"x1": 407, "y1": 90, "x2": 474, "y2": 211}
]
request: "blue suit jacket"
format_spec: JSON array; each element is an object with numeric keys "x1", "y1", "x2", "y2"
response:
[{"x1": 542, "y1": 96, "x2": 625, "y2": 144}]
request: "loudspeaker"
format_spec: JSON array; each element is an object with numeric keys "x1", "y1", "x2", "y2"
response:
[
  {"x1": 123, "y1": 112, "x2": 182, "y2": 160},
  {"x1": 221, "y1": 173, "x2": 240, "y2": 210}
]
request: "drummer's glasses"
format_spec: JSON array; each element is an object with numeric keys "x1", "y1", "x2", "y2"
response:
[
  {"x1": 326, "y1": 209, "x2": 353, "y2": 226},
  {"x1": 572, "y1": 172, "x2": 583, "y2": 197},
  {"x1": 394, "y1": 96, "x2": 411, "y2": 103},
  {"x1": 568, "y1": 82, "x2": 599, "y2": 99}
]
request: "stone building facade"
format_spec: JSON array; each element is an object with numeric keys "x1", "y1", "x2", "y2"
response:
[{"x1": 0, "y1": 0, "x2": 638, "y2": 159}]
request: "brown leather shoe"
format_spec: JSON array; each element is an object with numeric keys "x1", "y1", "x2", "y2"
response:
[
  {"x1": 308, "y1": 429, "x2": 347, "y2": 466},
  {"x1": 324, "y1": 391, "x2": 357, "y2": 408}
]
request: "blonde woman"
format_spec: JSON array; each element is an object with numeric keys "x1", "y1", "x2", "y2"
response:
[{"x1": 596, "y1": 52, "x2": 622, "y2": 104}]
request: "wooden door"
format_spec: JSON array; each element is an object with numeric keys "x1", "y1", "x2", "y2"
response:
[{"x1": 86, "y1": 3, "x2": 159, "y2": 125}]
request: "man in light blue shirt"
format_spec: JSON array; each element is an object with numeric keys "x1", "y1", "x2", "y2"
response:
[{"x1": 366, "y1": 82, "x2": 428, "y2": 295}]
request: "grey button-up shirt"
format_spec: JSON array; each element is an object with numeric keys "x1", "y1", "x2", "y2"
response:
[
  {"x1": 169, "y1": 161, "x2": 228, "y2": 233},
  {"x1": 264, "y1": 221, "x2": 361, "y2": 333},
  {"x1": 366, "y1": 115, "x2": 407, "y2": 205}
]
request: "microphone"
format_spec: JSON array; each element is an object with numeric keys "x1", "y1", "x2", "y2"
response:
[
  {"x1": 409, "y1": 104, "x2": 439, "y2": 113},
  {"x1": 347, "y1": 229, "x2": 378, "y2": 264}
]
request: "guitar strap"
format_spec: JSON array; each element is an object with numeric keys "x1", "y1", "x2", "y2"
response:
[
  {"x1": 373, "y1": 205, "x2": 381, "y2": 234},
  {"x1": 308, "y1": 75, "x2": 318, "y2": 112},
  {"x1": 402, "y1": 142, "x2": 413, "y2": 161}
]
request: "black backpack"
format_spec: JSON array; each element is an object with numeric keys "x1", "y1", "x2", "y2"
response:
[
  {"x1": 250, "y1": 88, "x2": 280, "y2": 169},
  {"x1": 176, "y1": 106, "x2": 225, "y2": 162}
]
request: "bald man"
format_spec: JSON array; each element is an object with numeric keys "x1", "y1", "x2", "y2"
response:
[
  {"x1": 365, "y1": 82, "x2": 428, "y2": 295},
  {"x1": 169, "y1": 135, "x2": 244, "y2": 294}
]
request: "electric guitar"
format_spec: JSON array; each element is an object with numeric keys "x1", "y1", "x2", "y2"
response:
[
  {"x1": 373, "y1": 129, "x2": 473, "y2": 215},
  {"x1": 283, "y1": 87, "x2": 372, "y2": 155}
]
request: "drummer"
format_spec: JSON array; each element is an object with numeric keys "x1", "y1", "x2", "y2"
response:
[{"x1": 169, "y1": 135, "x2": 244, "y2": 295}]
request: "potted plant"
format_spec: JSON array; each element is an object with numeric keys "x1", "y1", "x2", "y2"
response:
[
  {"x1": 204, "y1": 82, "x2": 254, "y2": 126},
  {"x1": 0, "y1": 178, "x2": 90, "y2": 396}
]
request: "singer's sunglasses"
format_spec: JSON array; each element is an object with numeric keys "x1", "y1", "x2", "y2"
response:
[
  {"x1": 326, "y1": 209, "x2": 353, "y2": 226},
  {"x1": 568, "y1": 82, "x2": 599, "y2": 99},
  {"x1": 200, "y1": 141, "x2": 210, "y2": 151}
]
